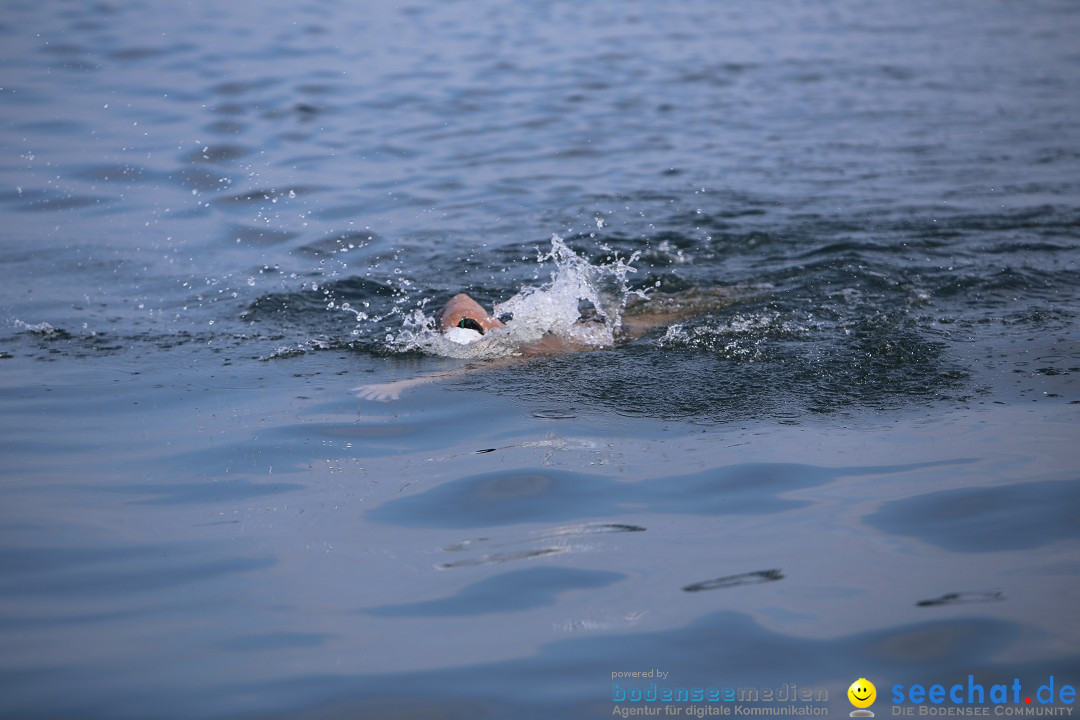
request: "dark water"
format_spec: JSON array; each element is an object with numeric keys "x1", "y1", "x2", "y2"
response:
[{"x1": 1, "y1": 1, "x2": 1079, "y2": 718}]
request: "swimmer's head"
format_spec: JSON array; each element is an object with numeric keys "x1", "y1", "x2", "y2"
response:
[{"x1": 438, "y1": 293, "x2": 506, "y2": 336}]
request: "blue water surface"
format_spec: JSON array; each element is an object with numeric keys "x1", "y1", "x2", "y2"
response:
[{"x1": 1, "y1": 1, "x2": 1079, "y2": 718}]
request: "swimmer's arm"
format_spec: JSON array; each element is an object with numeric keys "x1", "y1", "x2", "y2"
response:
[
  {"x1": 619, "y1": 286, "x2": 740, "y2": 338},
  {"x1": 352, "y1": 359, "x2": 515, "y2": 402},
  {"x1": 352, "y1": 369, "x2": 466, "y2": 402},
  {"x1": 619, "y1": 310, "x2": 683, "y2": 339}
]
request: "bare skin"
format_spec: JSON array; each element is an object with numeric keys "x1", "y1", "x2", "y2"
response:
[{"x1": 352, "y1": 287, "x2": 734, "y2": 401}]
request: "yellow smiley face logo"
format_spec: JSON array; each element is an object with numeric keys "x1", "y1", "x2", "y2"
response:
[{"x1": 848, "y1": 678, "x2": 877, "y2": 708}]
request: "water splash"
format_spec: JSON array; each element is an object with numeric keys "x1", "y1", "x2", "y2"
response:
[
  {"x1": 385, "y1": 235, "x2": 643, "y2": 359},
  {"x1": 13, "y1": 319, "x2": 66, "y2": 338},
  {"x1": 658, "y1": 311, "x2": 818, "y2": 360}
]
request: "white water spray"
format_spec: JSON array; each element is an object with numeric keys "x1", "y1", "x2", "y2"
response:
[{"x1": 385, "y1": 235, "x2": 643, "y2": 359}]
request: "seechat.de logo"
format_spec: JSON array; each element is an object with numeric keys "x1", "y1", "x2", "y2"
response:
[{"x1": 849, "y1": 678, "x2": 877, "y2": 717}]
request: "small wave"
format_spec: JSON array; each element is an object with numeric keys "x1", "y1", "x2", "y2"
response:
[{"x1": 682, "y1": 569, "x2": 784, "y2": 593}]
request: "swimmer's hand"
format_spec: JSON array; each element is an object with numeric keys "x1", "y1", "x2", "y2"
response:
[
  {"x1": 352, "y1": 379, "x2": 424, "y2": 402},
  {"x1": 352, "y1": 373, "x2": 455, "y2": 402}
]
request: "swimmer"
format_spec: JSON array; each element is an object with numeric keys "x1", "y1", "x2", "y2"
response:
[{"x1": 352, "y1": 286, "x2": 737, "y2": 401}]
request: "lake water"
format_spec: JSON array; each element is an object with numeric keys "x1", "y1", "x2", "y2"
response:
[{"x1": 1, "y1": 1, "x2": 1079, "y2": 718}]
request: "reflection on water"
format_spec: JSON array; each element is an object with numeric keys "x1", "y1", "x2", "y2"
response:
[
  {"x1": 365, "y1": 566, "x2": 626, "y2": 617},
  {"x1": 0, "y1": 352, "x2": 1077, "y2": 718},
  {"x1": 867, "y1": 479, "x2": 1080, "y2": 553},
  {"x1": 370, "y1": 460, "x2": 971, "y2": 528}
]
